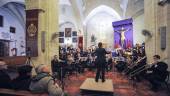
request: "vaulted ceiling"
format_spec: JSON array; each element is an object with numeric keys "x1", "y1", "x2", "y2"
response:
[
  {"x1": 67, "y1": 0, "x2": 144, "y2": 31},
  {"x1": 0, "y1": 0, "x2": 144, "y2": 31},
  {"x1": 0, "y1": 0, "x2": 25, "y2": 28}
]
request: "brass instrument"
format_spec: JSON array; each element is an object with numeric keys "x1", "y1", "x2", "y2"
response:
[
  {"x1": 123, "y1": 56, "x2": 147, "y2": 73},
  {"x1": 130, "y1": 56, "x2": 146, "y2": 69},
  {"x1": 129, "y1": 58, "x2": 167, "y2": 77},
  {"x1": 129, "y1": 64, "x2": 150, "y2": 77}
]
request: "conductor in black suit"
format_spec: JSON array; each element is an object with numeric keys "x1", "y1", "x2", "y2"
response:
[{"x1": 95, "y1": 42, "x2": 110, "y2": 82}]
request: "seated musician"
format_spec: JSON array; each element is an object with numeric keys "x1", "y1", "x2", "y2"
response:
[
  {"x1": 51, "y1": 55, "x2": 60, "y2": 74},
  {"x1": 132, "y1": 54, "x2": 147, "y2": 81},
  {"x1": 115, "y1": 53, "x2": 126, "y2": 72},
  {"x1": 74, "y1": 53, "x2": 83, "y2": 73},
  {"x1": 106, "y1": 54, "x2": 113, "y2": 71},
  {"x1": 86, "y1": 55, "x2": 92, "y2": 67},
  {"x1": 86, "y1": 54, "x2": 95, "y2": 71},
  {"x1": 146, "y1": 55, "x2": 168, "y2": 91},
  {"x1": 29, "y1": 64, "x2": 64, "y2": 96},
  {"x1": 59, "y1": 50, "x2": 67, "y2": 61},
  {"x1": 0, "y1": 59, "x2": 12, "y2": 89},
  {"x1": 67, "y1": 53, "x2": 74, "y2": 65},
  {"x1": 66, "y1": 54, "x2": 75, "y2": 74},
  {"x1": 126, "y1": 54, "x2": 146, "y2": 76},
  {"x1": 123, "y1": 56, "x2": 132, "y2": 73}
]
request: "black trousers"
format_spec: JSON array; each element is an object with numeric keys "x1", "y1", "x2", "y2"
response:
[
  {"x1": 146, "y1": 73, "x2": 162, "y2": 89},
  {"x1": 95, "y1": 67, "x2": 105, "y2": 82}
]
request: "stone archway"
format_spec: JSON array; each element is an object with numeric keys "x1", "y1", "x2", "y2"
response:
[{"x1": 84, "y1": 5, "x2": 121, "y2": 48}]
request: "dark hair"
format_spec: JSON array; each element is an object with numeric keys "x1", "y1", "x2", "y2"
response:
[
  {"x1": 18, "y1": 65, "x2": 32, "y2": 75},
  {"x1": 98, "y1": 42, "x2": 102, "y2": 48},
  {"x1": 153, "y1": 55, "x2": 160, "y2": 59}
]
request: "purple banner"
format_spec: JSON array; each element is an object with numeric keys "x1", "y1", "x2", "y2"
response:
[{"x1": 112, "y1": 18, "x2": 133, "y2": 49}]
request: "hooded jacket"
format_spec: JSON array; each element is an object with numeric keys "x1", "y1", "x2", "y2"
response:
[{"x1": 29, "y1": 72, "x2": 63, "y2": 96}]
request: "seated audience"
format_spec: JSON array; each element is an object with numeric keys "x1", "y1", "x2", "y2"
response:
[
  {"x1": 12, "y1": 65, "x2": 32, "y2": 90},
  {"x1": 0, "y1": 59, "x2": 12, "y2": 89},
  {"x1": 29, "y1": 64, "x2": 64, "y2": 96}
]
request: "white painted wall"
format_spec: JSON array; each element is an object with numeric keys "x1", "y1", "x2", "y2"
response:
[
  {"x1": 59, "y1": 5, "x2": 77, "y2": 29},
  {"x1": 59, "y1": 4, "x2": 79, "y2": 48},
  {"x1": 86, "y1": 12, "x2": 120, "y2": 48},
  {"x1": 0, "y1": 7, "x2": 25, "y2": 56},
  {"x1": 133, "y1": 14, "x2": 145, "y2": 45}
]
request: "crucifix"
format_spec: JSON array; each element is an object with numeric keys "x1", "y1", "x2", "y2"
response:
[{"x1": 115, "y1": 27, "x2": 130, "y2": 48}]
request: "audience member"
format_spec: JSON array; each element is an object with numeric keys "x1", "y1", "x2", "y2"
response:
[
  {"x1": 0, "y1": 59, "x2": 12, "y2": 89},
  {"x1": 29, "y1": 64, "x2": 64, "y2": 96}
]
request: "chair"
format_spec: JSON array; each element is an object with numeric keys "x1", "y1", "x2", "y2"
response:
[
  {"x1": 152, "y1": 71, "x2": 170, "y2": 92},
  {"x1": 163, "y1": 71, "x2": 170, "y2": 92}
]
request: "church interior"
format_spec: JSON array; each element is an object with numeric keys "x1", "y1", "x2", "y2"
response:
[{"x1": 0, "y1": 0, "x2": 170, "y2": 96}]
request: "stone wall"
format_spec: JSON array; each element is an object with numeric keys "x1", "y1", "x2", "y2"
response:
[
  {"x1": 133, "y1": 14, "x2": 145, "y2": 45},
  {"x1": 144, "y1": 0, "x2": 170, "y2": 70},
  {"x1": 26, "y1": 0, "x2": 59, "y2": 74}
]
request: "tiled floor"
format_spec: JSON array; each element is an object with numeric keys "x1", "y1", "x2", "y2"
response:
[{"x1": 62, "y1": 70, "x2": 170, "y2": 96}]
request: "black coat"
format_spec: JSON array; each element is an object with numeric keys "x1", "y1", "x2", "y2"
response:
[
  {"x1": 0, "y1": 70, "x2": 12, "y2": 89},
  {"x1": 95, "y1": 48, "x2": 108, "y2": 67},
  {"x1": 150, "y1": 62, "x2": 168, "y2": 81},
  {"x1": 51, "y1": 59, "x2": 59, "y2": 72}
]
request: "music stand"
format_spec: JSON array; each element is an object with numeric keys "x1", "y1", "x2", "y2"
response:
[
  {"x1": 25, "y1": 48, "x2": 36, "y2": 74},
  {"x1": 58, "y1": 61, "x2": 66, "y2": 91}
]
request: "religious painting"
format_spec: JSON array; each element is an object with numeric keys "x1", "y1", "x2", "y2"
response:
[
  {"x1": 0, "y1": 41, "x2": 9, "y2": 57},
  {"x1": 11, "y1": 48, "x2": 17, "y2": 56},
  {"x1": 0, "y1": 15, "x2": 3, "y2": 27},
  {"x1": 91, "y1": 34, "x2": 97, "y2": 43},
  {"x1": 65, "y1": 28, "x2": 72, "y2": 37},
  {"x1": 78, "y1": 36, "x2": 83, "y2": 50},
  {"x1": 10, "y1": 27, "x2": 16, "y2": 33},
  {"x1": 72, "y1": 31, "x2": 77, "y2": 36},
  {"x1": 72, "y1": 37, "x2": 77, "y2": 43},
  {"x1": 59, "y1": 32, "x2": 64, "y2": 37},
  {"x1": 59, "y1": 38, "x2": 64, "y2": 43},
  {"x1": 112, "y1": 18, "x2": 133, "y2": 49}
]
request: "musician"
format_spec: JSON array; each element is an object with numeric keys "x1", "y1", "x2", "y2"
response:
[
  {"x1": 146, "y1": 55, "x2": 168, "y2": 91},
  {"x1": 115, "y1": 53, "x2": 126, "y2": 72},
  {"x1": 66, "y1": 54, "x2": 75, "y2": 75},
  {"x1": 106, "y1": 54, "x2": 113, "y2": 71},
  {"x1": 67, "y1": 53, "x2": 74, "y2": 65},
  {"x1": 125, "y1": 55, "x2": 146, "y2": 76},
  {"x1": 59, "y1": 50, "x2": 67, "y2": 61},
  {"x1": 95, "y1": 42, "x2": 110, "y2": 82},
  {"x1": 51, "y1": 55, "x2": 60, "y2": 74}
]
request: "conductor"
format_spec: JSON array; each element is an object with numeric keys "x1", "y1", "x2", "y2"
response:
[{"x1": 95, "y1": 42, "x2": 110, "y2": 82}]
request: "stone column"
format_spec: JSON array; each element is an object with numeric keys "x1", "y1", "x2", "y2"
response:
[
  {"x1": 26, "y1": 0, "x2": 59, "y2": 74},
  {"x1": 144, "y1": 0, "x2": 170, "y2": 70}
]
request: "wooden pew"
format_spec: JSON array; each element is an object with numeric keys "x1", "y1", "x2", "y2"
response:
[
  {"x1": 0, "y1": 56, "x2": 27, "y2": 65},
  {"x1": 0, "y1": 88, "x2": 48, "y2": 96}
]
